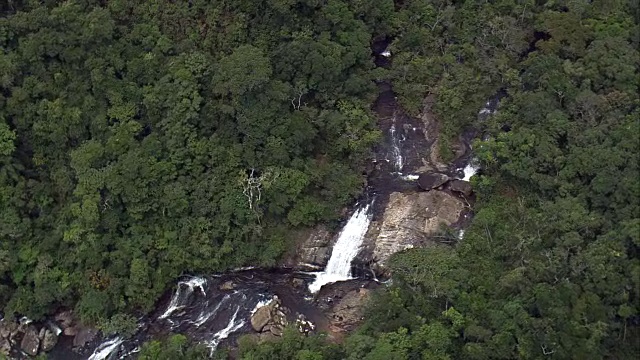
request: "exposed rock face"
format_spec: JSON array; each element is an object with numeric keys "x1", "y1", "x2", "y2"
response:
[
  {"x1": 20, "y1": 326, "x2": 40, "y2": 356},
  {"x1": 367, "y1": 191, "x2": 466, "y2": 270},
  {"x1": 286, "y1": 225, "x2": 335, "y2": 268},
  {"x1": 329, "y1": 288, "x2": 370, "y2": 332},
  {"x1": 449, "y1": 179, "x2": 473, "y2": 196},
  {"x1": 417, "y1": 173, "x2": 449, "y2": 190}
]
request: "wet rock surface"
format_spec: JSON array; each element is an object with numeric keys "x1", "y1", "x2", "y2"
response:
[{"x1": 417, "y1": 172, "x2": 449, "y2": 190}]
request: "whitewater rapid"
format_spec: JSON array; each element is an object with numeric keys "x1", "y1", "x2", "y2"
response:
[{"x1": 86, "y1": 337, "x2": 123, "y2": 360}]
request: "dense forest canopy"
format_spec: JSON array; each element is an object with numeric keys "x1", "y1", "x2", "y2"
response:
[
  {"x1": 1, "y1": 0, "x2": 639, "y2": 359},
  {"x1": 0, "y1": 0, "x2": 388, "y2": 322}
]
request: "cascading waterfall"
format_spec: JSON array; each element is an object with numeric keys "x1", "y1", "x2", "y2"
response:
[
  {"x1": 389, "y1": 115, "x2": 405, "y2": 172},
  {"x1": 309, "y1": 202, "x2": 373, "y2": 293},
  {"x1": 86, "y1": 337, "x2": 123, "y2": 360},
  {"x1": 158, "y1": 276, "x2": 207, "y2": 320},
  {"x1": 461, "y1": 162, "x2": 479, "y2": 181}
]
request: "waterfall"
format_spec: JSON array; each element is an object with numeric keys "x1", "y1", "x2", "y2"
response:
[
  {"x1": 461, "y1": 162, "x2": 479, "y2": 182},
  {"x1": 389, "y1": 122, "x2": 404, "y2": 172},
  {"x1": 159, "y1": 276, "x2": 207, "y2": 320},
  {"x1": 87, "y1": 337, "x2": 123, "y2": 360},
  {"x1": 309, "y1": 202, "x2": 373, "y2": 293}
]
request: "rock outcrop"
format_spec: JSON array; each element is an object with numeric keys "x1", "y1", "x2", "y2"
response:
[
  {"x1": 1, "y1": 317, "x2": 62, "y2": 357},
  {"x1": 250, "y1": 296, "x2": 292, "y2": 338},
  {"x1": 285, "y1": 225, "x2": 335, "y2": 269},
  {"x1": 73, "y1": 327, "x2": 98, "y2": 348},
  {"x1": 366, "y1": 191, "x2": 466, "y2": 270},
  {"x1": 448, "y1": 179, "x2": 473, "y2": 196},
  {"x1": 329, "y1": 288, "x2": 370, "y2": 332},
  {"x1": 0, "y1": 318, "x2": 17, "y2": 357},
  {"x1": 251, "y1": 305, "x2": 274, "y2": 332},
  {"x1": 0, "y1": 337, "x2": 10, "y2": 357},
  {"x1": 417, "y1": 173, "x2": 449, "y2": 190}
]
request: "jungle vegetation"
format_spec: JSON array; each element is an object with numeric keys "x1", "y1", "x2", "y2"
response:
[{"x1": 1, "y1": 0, "x2": 638, "y2": 359}]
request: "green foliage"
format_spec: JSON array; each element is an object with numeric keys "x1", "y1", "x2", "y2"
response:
[
  {"x1": 0, "y1": 121, "x2": 15, "y2": 156},
  {"x1": 0, "y1": 0, "x2": 392, "y2": 321},
  {"x1": 99, "y1": 313, "x2": 138, "y2": 338},
  {"x1": 138, "y1": 334, "x2": 208, "y2": 360},
  {"x1": 237, "y1": 326, "x2": 342, "y2": 360},
  {"x1": 237, "y1": 1, "x2": 639, "y2": 359},
  {"x1": 1, "y1": 1, "x2": 638, "y2": 359}
]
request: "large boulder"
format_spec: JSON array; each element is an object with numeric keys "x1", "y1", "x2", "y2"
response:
[
  {"x1": 250, "y1": 297, "x2": 290, "y2": 335},
  {"x1": 64, "y1": 326, "x2": 79, "y2": 337},
  {"x1": 20, "y1": 326, "x2": 40, "y2": 356},
  {"x1": 449, "y1": 179, "x2": 473, "y2": 196},
  {"x1": 41, "y1": 328, "x2": 58, "y2": 352},
  {"x1": 219, "y1": 281, "x2": 235, "y2": 291},
  {"x1": 417, "y1": 173, "x2": 449, "y2": 190},
  {"x1": 251, "y1": 305, "x2": 272, "y2": 332}
]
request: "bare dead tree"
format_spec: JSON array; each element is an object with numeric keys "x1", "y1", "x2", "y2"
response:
[
  {"x1": 241, "y1": 168, "x2": 281, "y2": 223},
  {"x1": 541, "y1": 344, "x2": 555, "y2": 356},
  {"x1": 242, "y1": 168, "x2": 262, "y2": 211},
  {"x1": 427, "y1": 4, "x2": 445, "y2": 31},
  {"x1": 291, "y1": 88, "x2": 307, "y2": 110}
]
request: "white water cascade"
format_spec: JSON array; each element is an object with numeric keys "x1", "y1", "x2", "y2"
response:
[
  {"x1": 159, "y1": 276, "x2": 207, "y2": 320},
  {"x1": 461, "y1": 162, "x2": 479, "y2": 181},
  {"x1": 193, "y1": 293, "x2": 231, "y2": 327},
  {"x1": 205, "y1": 306, "x2": 246, "y2": 354},
  {"x1": 309, "y1": 203, "x2": 373, "y2": 293},
  {"x1": 87, "y1": 337, "x2": 123, "y2": 360},
  {"x1": 389, "y1": 115, "x2": 405, "y2": 172}
]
